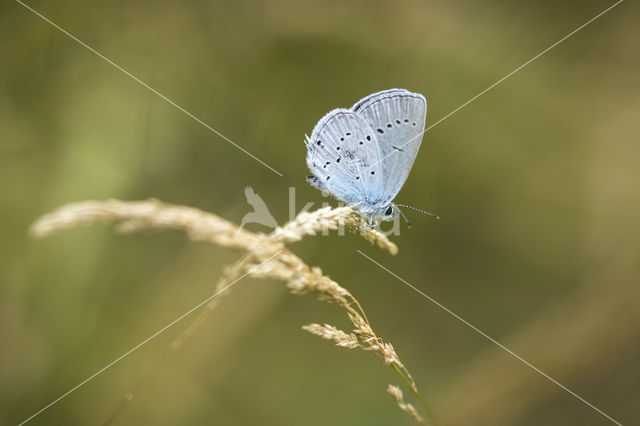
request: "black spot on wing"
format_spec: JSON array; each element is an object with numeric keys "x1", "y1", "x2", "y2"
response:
[{"x1": 307, "y1": 175, "x2": 324, "y2": 189}]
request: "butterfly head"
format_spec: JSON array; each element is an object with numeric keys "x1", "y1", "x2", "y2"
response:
[
  {"x1": 370, "y1": 203, "x2": 439, "y2": 227},
  {"x1": 381, "y1": 204, "x2": 399, "y2": 222},
  {"x1": 360, "y1": 202, "x2": 399, "y2": 224}
]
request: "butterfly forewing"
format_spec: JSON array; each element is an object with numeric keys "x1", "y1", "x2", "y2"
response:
[
  {"x1": 306, "y1": 109, "x2": 384, "y2": 204},
  {"x1": 352, "y1": 89, "x2": 426, "y2": 203}
]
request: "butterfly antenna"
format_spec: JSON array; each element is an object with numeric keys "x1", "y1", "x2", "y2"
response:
[{"x1": 396, "y1": 204, "x2": 440, "y2": 220}]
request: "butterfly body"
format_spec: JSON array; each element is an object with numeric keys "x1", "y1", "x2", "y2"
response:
[{"x1": 305, "y1": 89, "x2": 427, "y2": 226}]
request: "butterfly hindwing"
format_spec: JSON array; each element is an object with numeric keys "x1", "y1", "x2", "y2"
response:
[{"x1": 306, "y1": 108, "x2": 384, "y2": 205}]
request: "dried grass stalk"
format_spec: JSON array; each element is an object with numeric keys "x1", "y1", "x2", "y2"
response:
[
  {"x1": 31, "y1": 199, "x2": 432, "y2": 424},
  {"x1": 270, "y1": 205, "x2": 398, "y2": 255},
  {"x1": 30, "y1": 199, "x2": 277, "y2": 254}
]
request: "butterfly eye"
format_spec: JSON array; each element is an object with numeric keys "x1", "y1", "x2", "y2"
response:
[{"x1": 385, "y1": 206, "x2": 393, "y2": 216}]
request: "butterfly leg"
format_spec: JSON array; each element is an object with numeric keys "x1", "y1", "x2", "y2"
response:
[{"x1": 355, "y1": 217, "x2": 378, "y2": 232}]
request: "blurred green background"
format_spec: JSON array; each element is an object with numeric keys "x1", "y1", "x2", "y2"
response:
[{"x1": 1, "y1": 0, "x2": 639, "y2": 425}]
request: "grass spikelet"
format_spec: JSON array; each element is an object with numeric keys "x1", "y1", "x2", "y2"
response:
[
  {"x1": 387, "y1": 384, "x2": 426, "y2": 424},
  {"x1": 302, "y1": 324, "x2": 360, "y2": 349}
]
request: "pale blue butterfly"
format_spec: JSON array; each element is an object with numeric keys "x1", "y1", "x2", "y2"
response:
[{"x1": 305, "y1": 89, "x2": 436, "y2": 226}]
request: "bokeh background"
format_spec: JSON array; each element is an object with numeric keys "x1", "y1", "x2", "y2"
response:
[{"x1": 1, "y1": 0, "x2": 639, "y2": 425}]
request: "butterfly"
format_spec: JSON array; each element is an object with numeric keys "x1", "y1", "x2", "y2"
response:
[{"x1": 305, "y1": 88, "x2": 429, "y2": 226}]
